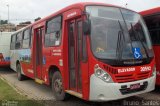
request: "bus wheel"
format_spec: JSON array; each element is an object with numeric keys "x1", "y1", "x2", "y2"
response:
[
  {"x1": 17, "y1": 63, "x2": 25, "y2": 81},
  {"x1": 52, "y1": 71, "x2": 67, "y2": 101}
]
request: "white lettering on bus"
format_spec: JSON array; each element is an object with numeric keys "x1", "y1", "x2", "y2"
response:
[
  {"x1": 53, "y1": 49, "x2": 61, "y2": 53},
  {"x1": 53, "y1": 53, "x2": 61, "y2": 56},
  {"x1": 67, "y1": 12, "x2": 77, "y2": 18},
  {"x1": 140, "y1": 66, "x2": 151, "y2": 72},
  {"x1": 118, "y1": 68, "x2": 135, "y2": 73}
]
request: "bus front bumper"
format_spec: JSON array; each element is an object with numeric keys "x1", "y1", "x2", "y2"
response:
[{"x1": 89, "y1": 74, "x2": 156, "y2": 102}]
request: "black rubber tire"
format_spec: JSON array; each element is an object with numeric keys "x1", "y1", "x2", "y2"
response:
[
  {"x1": 51, "y1": 71, "x2": 68, "y2": 101},
  {"x1": 17, "y1": 63, "x2": 25, "y2": 81}
]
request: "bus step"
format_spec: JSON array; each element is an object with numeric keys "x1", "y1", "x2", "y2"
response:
[
  {"x1": 65, "y1": 90, "x2": 82, "y2": 99},
  {"x1": 35, "y1": 78, "x2": 44, "y2": 84}
]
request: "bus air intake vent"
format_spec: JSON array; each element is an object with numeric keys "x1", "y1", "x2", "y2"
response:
[
  {"x1": 137, "y1": 72, "x2": 150, "y2": 80},
  {"x1": 115, "y1": 74, "x2": 135, "y2": 83},
  {"x1": 115, "y1": 72, "x2": 150, "y2": 83},
  {"x1": 103, "y1": 65, "x2": 118, "y2": 74}
]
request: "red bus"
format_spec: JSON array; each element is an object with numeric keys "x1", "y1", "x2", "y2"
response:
[
  {"x1": 10, "y1": 2, "x2": 156, "y2": 101},
  {"x1": 140, "y1": 7, "x2": 160, "y2": 85}
]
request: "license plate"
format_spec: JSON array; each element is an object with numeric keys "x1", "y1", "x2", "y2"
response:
[{"x1": 130, "y1": 83, "x2": 140, "y2": 90}]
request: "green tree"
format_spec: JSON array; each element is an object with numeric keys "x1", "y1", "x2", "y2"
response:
[{"x1": 0, "y1": 20, "x2": 8, "y2": 25}]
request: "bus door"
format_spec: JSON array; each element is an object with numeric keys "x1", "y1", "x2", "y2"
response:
[
  {"x1": 68, "y1": 19, "x2": 83, "y2": 93},
  {"x1": 34, "y1": 27, "x2": 44, "y2": 80}
]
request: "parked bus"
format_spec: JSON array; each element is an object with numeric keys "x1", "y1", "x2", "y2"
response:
[
  {"x1": 10, "y1": 2, "x2": 156, "y2": 101},
  {"x1": 0, "y1": 32, "x2": 12, "y2": 67},
  {"x1": 140, "y1": 7, "x2": 160, "y2": 85}
]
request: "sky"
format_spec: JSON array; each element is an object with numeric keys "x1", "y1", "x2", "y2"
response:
[{"x1": 0, "y1": 0, "x2": 160, "y2": 24}]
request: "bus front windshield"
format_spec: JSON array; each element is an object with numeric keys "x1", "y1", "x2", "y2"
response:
[{"x1": 86, "y1": 6, "x2": 154, "y2": 65}]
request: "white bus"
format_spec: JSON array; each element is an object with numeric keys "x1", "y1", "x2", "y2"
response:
[{"x1": 0, "y1": 32, "x2": 13, "y2": 67}]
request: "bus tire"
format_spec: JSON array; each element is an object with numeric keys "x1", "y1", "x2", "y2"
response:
[
  {"x1": 17, "y1": 63, "x2": 25, "y2": 81},
  {"x1": 51, "y1": 71, "x2": 68, "y2": 101}
]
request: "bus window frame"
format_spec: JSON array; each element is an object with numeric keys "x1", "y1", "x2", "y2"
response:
[
  {"x1": 77, "y1": 20, "x2": 88, "y2": 62},
  {"x1": 44, "y1": 15, "x2": 63, "y2": 48},
  {"x1": 15, "y1": 31, "x2": 23, "y2": 50},
  {"x1": 10, "y1": 34, "x2": 17, "y2": 50},
  {"x1": 144, "y1": 14, "x2": 160, "y2": 46},
  {"x1": 22, "y1": 27, "x2": 32, "y2": 49}
]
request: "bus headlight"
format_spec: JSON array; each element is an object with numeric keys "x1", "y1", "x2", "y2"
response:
[
  {"x1": 95, "y1": 69, "x2": 103, "y2": 77},
  {"x1": 94, "y1": 64, "x2": 113, "y2": 83},
  {"x1": 152, "y1": 65, "x2": 156, "y2": 76},
  {"x1": 102, "y1": 74, "x2": 110, "y2": 82}
]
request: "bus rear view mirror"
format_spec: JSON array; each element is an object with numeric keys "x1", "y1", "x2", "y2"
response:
[{"x1": 83, "y1": 20, "x2": 91, "y2": 35}]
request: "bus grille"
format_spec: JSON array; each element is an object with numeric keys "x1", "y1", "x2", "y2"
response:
[
  {"x1": 115, "y1": 72, "x2": 150, "y2": 83},
  {"x1": 103, "y1": 65, "x2": 151, "y2": 83},
  {"x1": 137, "y1": 72, "x2": 150, "y2": 80},
  {"x1": 103, "y1": 65, "x2": 118, "y2": 74}
]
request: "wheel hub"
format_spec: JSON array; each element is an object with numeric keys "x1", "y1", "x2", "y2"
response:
[{"x1": 54, "y1": 79, "x2": 62, "y2": 94}]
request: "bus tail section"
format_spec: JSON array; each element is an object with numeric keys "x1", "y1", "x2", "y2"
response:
[{"x1": 0, "y1": 32, "x2": 12, "y2": 67}]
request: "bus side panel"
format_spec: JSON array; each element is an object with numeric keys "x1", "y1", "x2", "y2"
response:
[
  {"x1": 41, "y1": 13, "x2": 77, "y2": 87},
  {"x1": 42, "y1": 47, "x2": 51, "y2": 85},
  {"x1": 42, "y1": 47, "x2": 64, "y2": 85},
  {"x1": 153, "y1": 46, "x2": 160, "y2": 85},
  {"x1": 19, "y1": 49, "x2": 34, "y2": 79},
  {"x1": 41, "y1": 19, "x2": 64, "y2": 85}
]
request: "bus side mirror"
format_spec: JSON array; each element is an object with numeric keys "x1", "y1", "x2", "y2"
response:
[{"x1": 83, "y1": 20, "x2": 91, "y2": 35}]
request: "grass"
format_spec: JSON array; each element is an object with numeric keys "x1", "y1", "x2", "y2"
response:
[{"x1": 0, "y1": 78, "x2": 43, "y2": 106}]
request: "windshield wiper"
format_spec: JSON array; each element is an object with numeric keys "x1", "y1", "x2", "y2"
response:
[
  {"x1": 118, "y1": 20, "x2": 125, "y2": 42},
  {"x1": 130, "y1": 23, "x2": 149, "y2": 59},
  {"x1": 116, "y1": 31, "x2": 123, "y2": 60},
  {"x1": 116, "y1": 21, "x2": 125, "y2": 61}
]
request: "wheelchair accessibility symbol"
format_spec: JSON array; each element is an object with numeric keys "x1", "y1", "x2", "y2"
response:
[{"x1": 132, "y1": 48, "x2": 142, "y2": 59}]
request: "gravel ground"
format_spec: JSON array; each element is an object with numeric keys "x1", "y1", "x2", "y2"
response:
[{"x1": 0, "y1": 67, "x2": 160, "y2": 106}]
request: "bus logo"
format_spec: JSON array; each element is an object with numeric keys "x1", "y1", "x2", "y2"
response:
[
  {"x1": 67, "y1": 12, "x2": 77, "y2": 18},
  {"x1": 132, "y1": 48, "x2": 142, "y2": 59}
]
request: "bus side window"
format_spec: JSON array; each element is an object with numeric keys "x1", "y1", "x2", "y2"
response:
[
  {"x1": 145, "y1": 17, "x2": 160, "y2": 45},
  {"x1": 150, "y1": 31, "x2": 160, "y2": 45},
  {"x1": 15, "y1": 32, "x2": 22, "y2": 49},
  {"x1": 11, "y1": 35, "x2": 16, "y2": 50},
  {"x1": 45, "y1": 16, "x2": 62, "y2": 47},
  {"x1": 23, "y1": 28, "x2": 31, "y2": 49},
  {"x1": 149, "y1": 26, "x2": 160, "y2": 45}
]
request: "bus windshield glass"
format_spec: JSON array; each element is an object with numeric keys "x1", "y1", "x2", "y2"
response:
[{"x1": 86, "y1": 6, "x2": 154, "y2": 63}]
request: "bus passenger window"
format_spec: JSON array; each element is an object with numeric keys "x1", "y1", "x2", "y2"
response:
[
  {"x1": 15, "y1": 32, "x2": 22, "y2": 49},
  {"x1": 45, "y1": 16, "x2": 62, "y2": 47},
  {"x1": 11, "y1": 35, "x2": 16, "y2": 50},
  {"x1": 23, "y1": 28, "x2": 31, "y2": 48}
]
